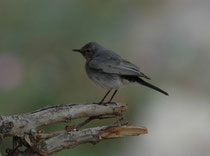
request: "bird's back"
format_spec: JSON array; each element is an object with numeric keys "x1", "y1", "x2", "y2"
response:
[{"x1": 95, "y1": 49, "x2": 123, "y2": 60}]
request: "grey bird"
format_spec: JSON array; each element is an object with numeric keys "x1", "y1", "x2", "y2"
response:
[{"x1": 73, "y1": 42, "x2": 168, "y2": 104}]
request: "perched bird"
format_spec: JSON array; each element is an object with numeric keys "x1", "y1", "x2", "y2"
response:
[{"x1": 73, "y1": 42, "x2": 168, "y2": 104}]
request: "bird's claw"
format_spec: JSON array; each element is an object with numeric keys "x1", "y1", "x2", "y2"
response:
[{"x1": 93, "y1": 102, "x2": 117, "y2": 105}]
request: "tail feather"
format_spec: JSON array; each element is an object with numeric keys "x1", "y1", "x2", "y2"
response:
[
  {"x1": 122, "y1": 75, "x2": 169, "y2": 96},
  {"x1": 137, "y1": 78, "x2": 169, "y2": 96}
]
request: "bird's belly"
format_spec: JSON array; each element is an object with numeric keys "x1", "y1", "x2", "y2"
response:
[{"x1": 86, "y1": 68, "x2": 124, "y2": 89}]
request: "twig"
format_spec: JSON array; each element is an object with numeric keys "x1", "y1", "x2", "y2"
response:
[{"x1": 76, "y1": 115, "x2": 117, "y2": 129}]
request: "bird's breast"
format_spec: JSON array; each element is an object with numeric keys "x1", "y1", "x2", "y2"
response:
[{"x1": 85, "y1": 63, "x2": 124, "y2": 89}]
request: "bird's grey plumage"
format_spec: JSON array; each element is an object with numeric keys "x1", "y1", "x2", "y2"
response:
[
  {"x1": 73, "y1": 42, "x2": 168, "y2": 103},
  {"x1": 88, "y1": 54, "x2": 150, "y2": 79}
]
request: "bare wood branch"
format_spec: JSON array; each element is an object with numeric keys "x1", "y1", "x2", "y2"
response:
[
  {"x1": 0, "y1": 103, "x2": 148, "y2": 155},
  {"x1": 36, "y1": 125, "x2": 147, "y2": 155},
  {"x1": 0, "y1": 103, "x2": 127, "y2": 137}
]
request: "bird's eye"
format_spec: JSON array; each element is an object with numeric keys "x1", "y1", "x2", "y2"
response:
[{"x1": 86, "y1": 49, "x2": 90, "y2": 52}]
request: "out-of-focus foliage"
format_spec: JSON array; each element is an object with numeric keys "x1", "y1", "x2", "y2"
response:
[{"x1": 0, "y1": 0, "x2": 210, "y2": 155}]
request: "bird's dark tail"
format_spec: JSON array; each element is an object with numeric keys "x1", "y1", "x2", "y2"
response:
[
  {"x1": 122, "y1": 75, "x2": 169, "y2": 96},
  {"x1": 137, "y1": 78, "x2": 169, "y2": 96}
]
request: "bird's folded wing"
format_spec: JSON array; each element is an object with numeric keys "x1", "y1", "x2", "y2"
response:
[{"x1": 88, "y1": 58, "x2": 150, "y2": 79}]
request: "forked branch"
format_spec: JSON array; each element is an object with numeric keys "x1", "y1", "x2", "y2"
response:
[{"x1": 0, "y1": 103, "x2": 147, "y2": 155}]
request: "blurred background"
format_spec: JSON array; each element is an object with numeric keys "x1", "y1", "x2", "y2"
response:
[{"x1": 0, "y1": 0, "x2": 210, "y2": 155}]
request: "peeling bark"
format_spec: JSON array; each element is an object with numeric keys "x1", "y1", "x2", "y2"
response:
[{"x1": 36, "y1": 125, "x2": 147, "y2": 155}]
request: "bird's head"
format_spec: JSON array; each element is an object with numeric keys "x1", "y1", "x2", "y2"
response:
[{"x1": 73, "y1": 42, "x2": 104, "y2": 61}]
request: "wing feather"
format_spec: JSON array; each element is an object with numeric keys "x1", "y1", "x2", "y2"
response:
[{"x1": 88, "y1": 56, "x2": 150, "y2": 79}]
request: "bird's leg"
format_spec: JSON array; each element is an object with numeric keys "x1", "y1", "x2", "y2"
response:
[
  {"x1": 94, "y1": 89, "x2": 111, "y2": 104},
  {"x1": 107, "y1": 89, "x2": 118, "y2": 103}
]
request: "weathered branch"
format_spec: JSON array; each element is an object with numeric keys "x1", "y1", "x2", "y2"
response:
[
  {"x1": 0, "y1": 103, "x2": 148, "y2": 155},
  {"x1": 36, "y1": 125, "x2": 147, "y2": 155},
  {"x1": 0, "y1": 103, "x2": 127, "y2": 137}
]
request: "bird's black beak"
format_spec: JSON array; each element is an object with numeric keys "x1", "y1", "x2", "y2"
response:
[{"x1": 72, "y1": 49, "x2": 82, "y2": 52}]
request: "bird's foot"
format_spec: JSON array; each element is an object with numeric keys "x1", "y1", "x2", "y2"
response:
[
  {"x1": 93, "y1": 102, "x2": 103, "y2": 105},
  {"x1": 93, "y1": 102, "x2": 117, "y2": 105},
  {"x1": 107, "y1": 102, "x2": 117, "y2": 105}
]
